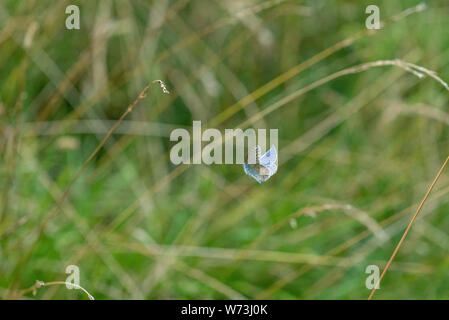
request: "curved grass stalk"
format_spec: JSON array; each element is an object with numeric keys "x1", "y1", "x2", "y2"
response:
[
  {"x1": 19, "y1": 280, "x2": 94, "y2": 300},
  {"x1": 209, "y1": 3, "x2": 428, "y2": 127},
  {"x1": 238, "y1": 59, "x2": 448, "y2": 130}
]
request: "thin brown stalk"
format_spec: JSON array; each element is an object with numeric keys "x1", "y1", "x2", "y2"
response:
[
  {"x1": 19, "y1": 280, "x2": 94, "y2": 300},
  {"x1": 8, "y1": 80, "x2": 169, "y2": 297},
  {"x1": 368, "y1": 155, "x2": 449, "y2": 300}
]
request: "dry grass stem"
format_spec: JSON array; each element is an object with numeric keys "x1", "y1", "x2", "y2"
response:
[
  {"x1": 368, "y1": 155, "x2": 449, "y2": 300},
  {"x1": 8, "y1": 80, "x2": 169, "y2": 296},
  {"x1": 19, "y1": 280, "x2": 94, "y2": 300}
]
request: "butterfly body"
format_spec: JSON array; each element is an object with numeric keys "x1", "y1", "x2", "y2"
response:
[{"x1": 243, "y1": 145, "x2": 277, "y2": 183}]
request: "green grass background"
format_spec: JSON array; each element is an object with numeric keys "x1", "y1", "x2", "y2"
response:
[{"x1": 1, "y1": 0, "x2": 449, "y2": 299}]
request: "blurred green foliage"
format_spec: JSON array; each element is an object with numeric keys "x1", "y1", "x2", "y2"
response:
[{"x1": 1, "y1": 0, "x2": 449, "y2": 299}]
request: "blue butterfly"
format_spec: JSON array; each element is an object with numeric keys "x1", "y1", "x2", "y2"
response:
[{"x1": 243, "y1": 145, "x2": 278, "y2": 183}]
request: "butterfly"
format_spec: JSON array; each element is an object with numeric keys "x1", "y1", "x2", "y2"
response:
[{"x1": 243, "y1": 145, "x2": 278, "y2": 183}]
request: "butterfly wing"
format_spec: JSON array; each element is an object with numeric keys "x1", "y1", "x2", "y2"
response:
[
  {"x1": 259, "y1": 145, "x2": 278, "y2": 178},
  {"x1": 243, "y1": 163, "x2": 264, "y2": 183},
  {"x1": 268, "y1": 162, "x2": 277, "y2": 176},
  {"x1": 243, "y1": 145, "x2": 277, "y2": 183},
  {"x1": 259, "y1": 145, "x2": 277, "y2": 167}
]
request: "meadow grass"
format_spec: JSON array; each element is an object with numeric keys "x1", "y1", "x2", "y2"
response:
[{"x1": 1, "y1": 0, "x2": 449, "y2": 300}]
